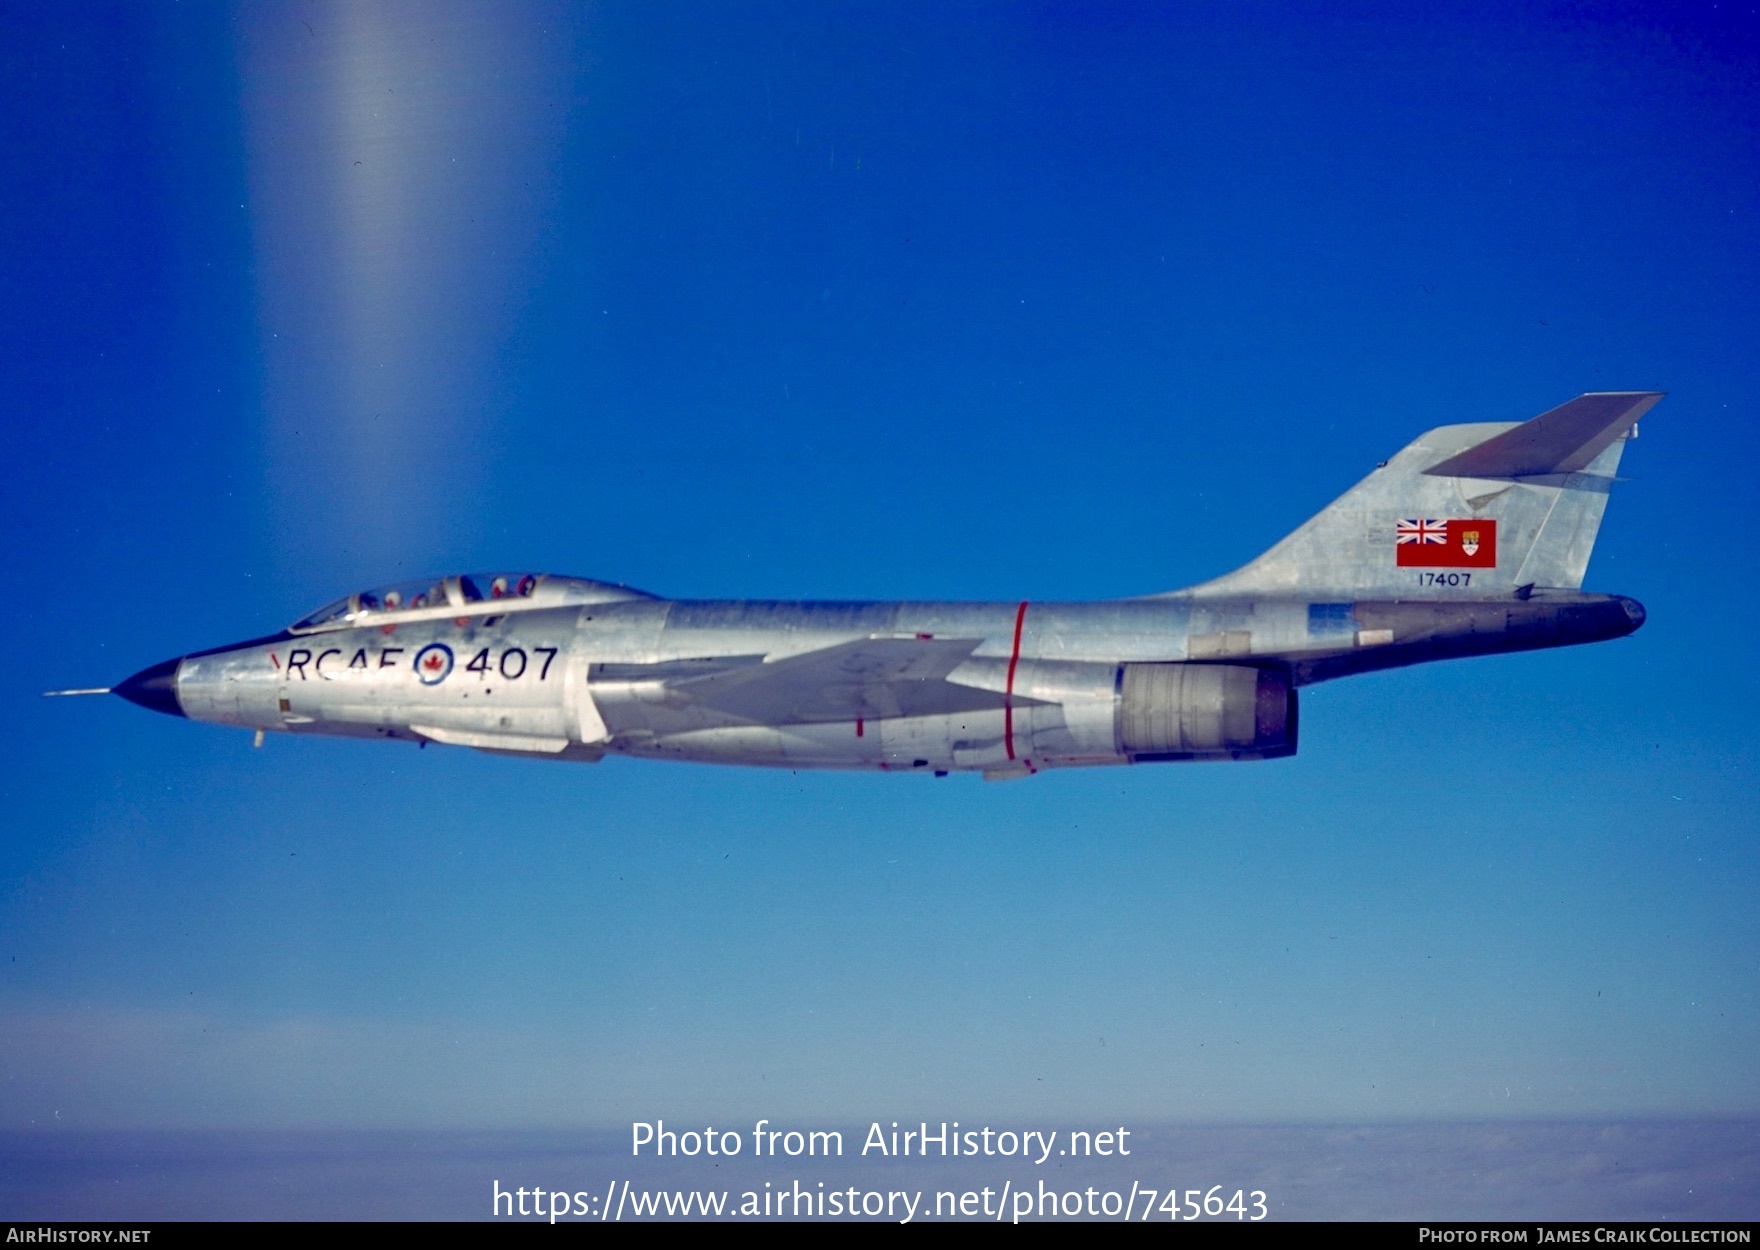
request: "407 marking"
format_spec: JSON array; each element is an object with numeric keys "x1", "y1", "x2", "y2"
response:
[{"x1": 464, "y1": 647, "x2": 558, "y2": 680}]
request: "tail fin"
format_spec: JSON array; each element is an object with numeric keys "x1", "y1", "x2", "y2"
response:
[{"x1": 1176, "y1": 392, "x2": 1662, "y2": 599}]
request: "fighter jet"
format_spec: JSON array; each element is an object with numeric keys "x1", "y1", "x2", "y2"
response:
[{"x1": 58, "y1": 392, "x2": 1658, "y2": 779}]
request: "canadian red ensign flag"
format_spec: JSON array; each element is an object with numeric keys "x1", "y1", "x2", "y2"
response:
[{"x1": 1395, "y1": 518, "x2": 1497, "y2": 568}]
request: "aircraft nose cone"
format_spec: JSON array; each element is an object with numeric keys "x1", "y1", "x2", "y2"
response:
[
  {"x1": 1617, "y1": 596, "x2": 1647, "y2": 632},
  {"x1": 115, "y1": 657, "x2": 186, "y2": 718}
]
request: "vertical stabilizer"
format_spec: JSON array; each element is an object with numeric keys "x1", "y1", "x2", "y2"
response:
[{"x1": 1170, "y1": 392, "x2": 1661, "y2": 599}]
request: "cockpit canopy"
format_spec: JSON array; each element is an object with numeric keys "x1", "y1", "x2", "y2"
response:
[{"x1": 290, "y1": 572, "x2": 654, "y2": 633}]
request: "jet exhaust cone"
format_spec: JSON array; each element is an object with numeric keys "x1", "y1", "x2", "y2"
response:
[{"x1": 115, "y1": 657, "x2": 186, "y2": 718}]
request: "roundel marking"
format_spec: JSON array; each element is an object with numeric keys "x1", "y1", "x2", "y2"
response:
[{"x1": 414, "y1": 643, "x2": 454, "y2": 685}]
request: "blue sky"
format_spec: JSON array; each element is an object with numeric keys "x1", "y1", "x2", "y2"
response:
[{"x1": 2, "y1": 0, "x2": 1757, "y2": 1218}]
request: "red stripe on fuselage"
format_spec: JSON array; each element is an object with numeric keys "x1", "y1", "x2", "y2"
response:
[{"x1": 1005, "y1": 601, "x2": 1028, "y2": 761}]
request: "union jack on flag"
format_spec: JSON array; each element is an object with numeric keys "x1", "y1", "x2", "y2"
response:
[{"x1": 1396, "y1": 518, "x2": 1447, "y2": 545}]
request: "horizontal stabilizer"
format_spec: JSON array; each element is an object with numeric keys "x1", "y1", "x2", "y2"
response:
[{"x1": 1423, "y1": 391, "x2": 1662, "y2": 479}]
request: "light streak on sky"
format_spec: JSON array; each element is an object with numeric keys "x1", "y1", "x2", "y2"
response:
[{"x1": 239, "y1": 1, "x2": 573, "y2": 571}]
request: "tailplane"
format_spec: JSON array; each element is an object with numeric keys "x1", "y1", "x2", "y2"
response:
[{"x1": 1173, "y1": 392, "x2": 1662, "y2": 599}]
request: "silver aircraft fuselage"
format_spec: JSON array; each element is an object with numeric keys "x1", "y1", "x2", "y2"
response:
[
  {"x1": 107, "y1": 578, "x2": 1640, "y2": 779},
  {"x1": 95, "y1": 392, "x2": 1659, "y2": 778}
]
